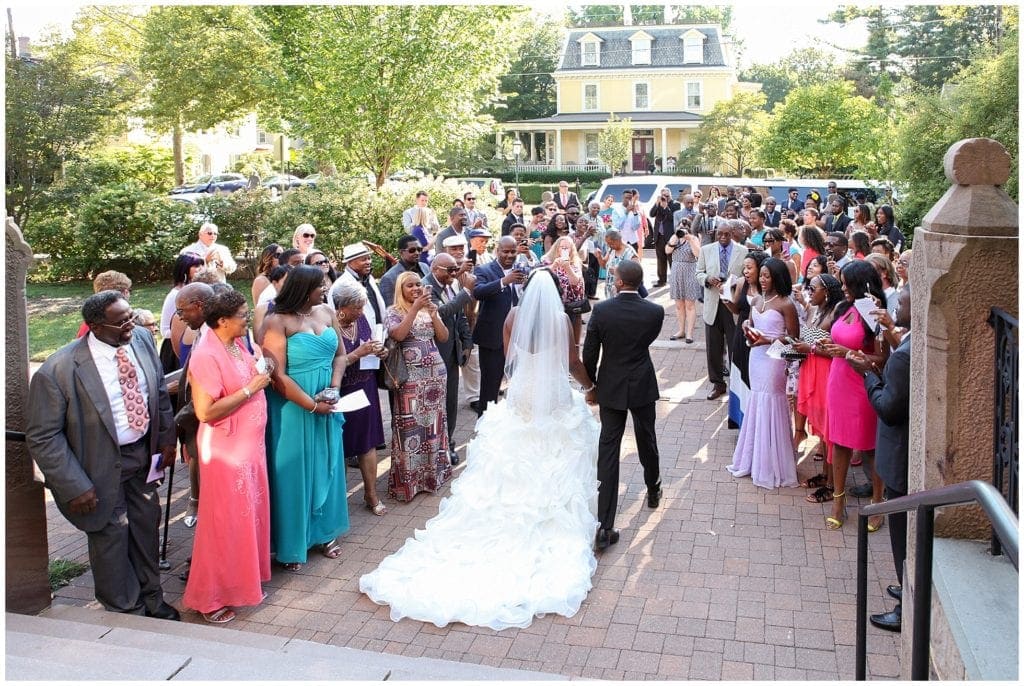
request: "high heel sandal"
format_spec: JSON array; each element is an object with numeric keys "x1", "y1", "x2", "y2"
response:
[
  {"x1": 824, "y1": 491, "x2": 847, "y2": 530},
  {"x1": 184, "y1": 497, "x2": 199, "y2": 528},
  {"x1": 365, "y1": 498, "x2": 387, "y2": 516},
  {"x1": 793, "y1": 428, "x2": 808, "y2": 452},
  {"x1": 867, "y1": 499, "x2": 885, "y2": 533}
]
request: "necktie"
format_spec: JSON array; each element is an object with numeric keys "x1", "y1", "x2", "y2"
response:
[
  {"x1": 115, "y1": 347, "x2": 149, "y2": 434},
  {"x1": 719, "y1": 245, "x2": 729, "y2": 280},
  {"x1": 361, "y1": 277, "x2": 382, "y2": 323}
]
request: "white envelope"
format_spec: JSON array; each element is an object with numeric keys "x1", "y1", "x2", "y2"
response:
[
  {"x1": 331, "y1": 389, "x2": 371, "y2": 413},
  {"x1": 854, "y1": 297, "x2": 880, "y2": 332},
  {"x1": 146, "y1": 453, "x2": 165, "y2": 484}
]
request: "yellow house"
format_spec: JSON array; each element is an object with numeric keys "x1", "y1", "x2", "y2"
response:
[{"x1": 500, "y1": 24, "x2": 756, "y2": 173}]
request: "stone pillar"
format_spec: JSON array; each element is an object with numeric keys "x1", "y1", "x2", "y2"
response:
[
  {"x1": 5, "y1": 216, "x2": 52, "y2": 613},
  {"x1": 555, "y1": 129, "x2": 562, "y2": 169},
  {"x1": 902, "y1": 138, "x2": 1018, "y2": 676}
]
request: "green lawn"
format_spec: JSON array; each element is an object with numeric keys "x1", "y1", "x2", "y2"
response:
[{"x1": 25, "y1": 279, "x2": 252, "y2": 362}]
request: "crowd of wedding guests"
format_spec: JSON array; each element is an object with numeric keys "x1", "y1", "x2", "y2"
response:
[{"x1": 37, "y1": 180, "x2": 910, "y2": 634}]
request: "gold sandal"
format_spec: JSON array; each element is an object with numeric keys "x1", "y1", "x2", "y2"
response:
[
  {"x1": 867, "y1": 499, "x2": 885, "y2": 533},
  {"x1": 365, "y1": 498, "x2": 387, "y2": 516},
  {"x1": 825, "y1": 491, "x2": 847, "y2": 530}
]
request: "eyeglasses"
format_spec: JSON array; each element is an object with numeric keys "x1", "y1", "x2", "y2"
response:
[
  {"x1": 465, "y1": 197, "x2": 476, "y2": 201},
  {"x1": 404, "y1": 246, "x2": 422, "y2": 253},
  {"x1": 302, "y1": 232, "x2": 316, "y2": 239},
  {"x1": 204, "y1": 231, "x2": 218, "y2": 237},
  {"x1": 232, "y1": 311, "x2": 253, "y2": 322},
  {"x1": 313, "y1": 259, "x2": 329, "y2": 266},
  {"x1": 806, "y1": 285, "x2": 819, "y2": 293},
  {"x1": 444, "y1": 266, "x2": 460, "y2": 274},
  {"x1": 99, "y1": 314, "x2": 136, "y2": 331},
  {"x1": 762, "y1": 238, "x2": 776, "y2": 244}
]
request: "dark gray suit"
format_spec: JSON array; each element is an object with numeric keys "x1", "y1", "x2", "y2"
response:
[
  {"x1": 424, "y1": 273, "x2": 473, "y2": 444},
  {"x1": 864, "y1": 331, "x2": 911, "y2": 584},
  {"x1": 379, "y1": 261, "x2": 430, "y2": 307},
  {"x1": 582, "y1": 291, "x2": 664, "y2": 531},
  {"x1": 27, "y1": 329, "x2": 175, "y2": 613}
]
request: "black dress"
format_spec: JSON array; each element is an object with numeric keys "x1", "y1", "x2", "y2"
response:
[{"x1": 727, "y1": 283, "x2": 753, "y2": 430}]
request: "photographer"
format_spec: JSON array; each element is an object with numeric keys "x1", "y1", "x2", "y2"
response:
[
  {"x1": 649, "y1": 189, "x2": 679, "y2": 288},
  {"x1": 665, "y1": 219, "x2": 702, "y2": 343}
]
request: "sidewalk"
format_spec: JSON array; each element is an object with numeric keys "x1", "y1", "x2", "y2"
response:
[{"x1": 46, "y1": 258, "x2": 902, "y2": 680}]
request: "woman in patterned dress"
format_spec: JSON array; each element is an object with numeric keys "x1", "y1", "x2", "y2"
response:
[
  {"x1": 542, "y1": 235, "x2": 586, "y2": 347},
  {"x1": 385, "y1": 271, "x2": 452, "y2": 502}
]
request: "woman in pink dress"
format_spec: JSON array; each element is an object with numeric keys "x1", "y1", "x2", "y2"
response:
[
  {"x1": 727, "y1": 258, "x2": 800, "y2": 489},
  {"x1": 819, "y1": 261, "x2": 887, "y2": 530},
  {"x1": 183, "y1": 289, "x2": 273, "y2": 623}
]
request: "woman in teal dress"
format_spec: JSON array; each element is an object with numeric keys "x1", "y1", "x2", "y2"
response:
[{"x1": 262, "y1": 266, "x2": 349, "y2": 570}]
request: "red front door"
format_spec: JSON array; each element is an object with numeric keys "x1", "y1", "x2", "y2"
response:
[{"x1": 631, "y1": 137, "x2": 654, "y2": 173}]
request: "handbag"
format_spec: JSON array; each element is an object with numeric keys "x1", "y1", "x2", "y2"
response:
[
  {"x1": 174, "y1": 355, "x2": 199, "y2": 458},
  {"x1": 564, "y1": 297, "x2": 591, "y2": 316},
  {"x1": 381, "y1": 337, "x2": 408, "y2": 391}
]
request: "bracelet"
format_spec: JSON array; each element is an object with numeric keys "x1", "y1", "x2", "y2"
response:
[
  {"x1": 582, "y1": 384, "x2": 596, "y2": 393},
  {"x1": 241, "y1": 387, "x2": 252, "y2": 399},
  {"x1": 309, "y1": 401, "x2": 318, "y2": 414}
]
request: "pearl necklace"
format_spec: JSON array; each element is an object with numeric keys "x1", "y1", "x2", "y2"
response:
[
  {"x1": 296, "y1": 307, "x2": 314, "y2": 318},
  {"x1": 339, "y1": 321, "x2": 358, "y2": 340},
  {"x1": 224, "y1": 341, "x2": 242, "y2": 359},
  {"x1": 759, "y1": 294, "x2": 778, "y2": 313}
]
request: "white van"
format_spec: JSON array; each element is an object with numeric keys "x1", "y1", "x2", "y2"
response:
[{"x1": 587, "y1": 175, "x2": 701, "y2": 246}]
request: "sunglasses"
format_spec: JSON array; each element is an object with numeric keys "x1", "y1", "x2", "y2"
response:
[
  {"x1": 444, "y1": 266, "x2": 460, "y2": 274},
  {"x1": 313, "y1": 259, "x2": 329, "y2": 266},
  {"x1": 405, "y1": 246, "x2": 422, "y2": 253},
  {"x1": 806, "y1": 284, "x2": 819, "y2": 293},
  {"x1": 763, "y1": 238, "x2": 776, "y2": 244},
  {"x1": 465, "y1": 197, "x2": 476, "y2": 201},
  {"x1": 302, "y1": 232, "x2": 316, "y2": 239}
]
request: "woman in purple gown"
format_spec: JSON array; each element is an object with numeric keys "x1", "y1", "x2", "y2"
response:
[
  {"x1": 727, "y1": 258, "x2": 800, "y2": 489},
  {"x1": 332, "y1": 281, "x2": 389, "y2": 515}
]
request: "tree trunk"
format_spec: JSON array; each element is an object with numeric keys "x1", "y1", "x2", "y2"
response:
[{"x1": 172, "y1": 119, "x2": 184, "y2": 186}]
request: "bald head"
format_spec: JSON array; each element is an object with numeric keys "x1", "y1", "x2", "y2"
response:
[{"x1": 175, "y1": 282, "x2": 214, "y2": 329}]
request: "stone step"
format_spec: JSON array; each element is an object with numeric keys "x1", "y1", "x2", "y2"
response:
[
  {"x1": 13, "y1": 606, "x2": 568, "y2": 681},
  {"x1": 6, "y1": 629, "x2": 190, "y2": 680},
  {"x1": 931, "y1": 538, "x2": 1019, "y2": 681}
]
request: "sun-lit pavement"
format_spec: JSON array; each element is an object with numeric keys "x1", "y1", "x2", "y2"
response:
[{"x1": 47, "y1": 254, "x2": 901, "y2": 680}]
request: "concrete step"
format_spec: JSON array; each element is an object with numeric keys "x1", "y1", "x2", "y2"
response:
[
  {"x1": 11, "y1": 606, "x2": 568, "y2": 681},
  {"x1": 6, "y1": 629, "x2": 191, "y2": 680},
  {"x1": 931, "y1": 538, "x2": 1019, "y2": 680}
]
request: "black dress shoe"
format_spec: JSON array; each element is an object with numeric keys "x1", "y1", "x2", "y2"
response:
[
  {"x1": 887, "y1": 584, "x2": 902, "y2": 601},
  {"x1": 449, "y1": 450, "x2": 460, "y2": 466},
  {"x1": 850, "y1": 482, "x2": 873, "y2": 498},
  {"x1": 375, "y1": 442, "x2": 388, "y2": 451},
  {"x1": 647, "y1": 486, "x2": 663, "y2": 508},
  {"x1": 869, "y1": 605, "x2": 901, "y2": 632},
  {"x1": 469, "y1": 401, "x2": 482, "y2": 416},
  {"x1": 145, "y1": 601, "x2": 181, "y2": 621},
  {"x1": 706, "y1": 386, "x2": 727, "y2": 400},
  {"x1": 594, "y1": 528, "x2": 620, "y2": 551}
]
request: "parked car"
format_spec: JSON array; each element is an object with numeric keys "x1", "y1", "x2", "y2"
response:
[
  {"x1": 451, "y1": 177, "x2": 505, "y2": 198},
  {"x1": 171, "y1": 172, "x2": 248, "y2": 194},
  {"x1": 262, "y1": 174, "x2": 304, "y2": 192},
  {"x1": 301, "y1": 173, "x2": 322, "y2": 188}
]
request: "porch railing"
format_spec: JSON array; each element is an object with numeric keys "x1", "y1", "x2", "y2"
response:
[{"x1": 988, "y1": 307, "x2": 1019, "y2": 556}]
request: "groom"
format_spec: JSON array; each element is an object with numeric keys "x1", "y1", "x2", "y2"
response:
[{"x1": 582, "y1": 260, "x2": 664, "y2": 550}]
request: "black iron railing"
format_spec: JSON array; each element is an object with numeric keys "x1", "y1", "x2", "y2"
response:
[
  {"x1": 854, "y1": 480, "x2": 1019, "y2": 680},
  {"x1": 988, "y1": 307, "x2": 1018, "y2": 557}
]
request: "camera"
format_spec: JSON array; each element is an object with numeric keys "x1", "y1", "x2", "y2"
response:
[{"x1": 675, "y1": 229, "x2": 687, "y2": 239}]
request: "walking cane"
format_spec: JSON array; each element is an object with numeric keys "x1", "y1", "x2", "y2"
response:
[{"x1": 158, "y1": 447, "x2": 177, "y2": 570}]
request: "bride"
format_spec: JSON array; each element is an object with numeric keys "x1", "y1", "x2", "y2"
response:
[{"x1": 359, "y1": 268, "x2": 600, "y2": 630}]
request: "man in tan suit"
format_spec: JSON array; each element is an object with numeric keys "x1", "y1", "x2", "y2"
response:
[{"x1": 695, "y1": 219, "x2": 748, "y2": 400}]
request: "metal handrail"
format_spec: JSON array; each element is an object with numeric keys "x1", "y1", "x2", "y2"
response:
[{"x1": 854, "y1": 480, "x2": 1019, "y2": 680}]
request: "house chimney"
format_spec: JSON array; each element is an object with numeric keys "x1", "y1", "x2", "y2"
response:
[
  {"x1": 17, "y1": 36, "x2": 29, "y2": 57},
  {"x1": 623, "y1": 5, "x2": 632, "y2": 26}
]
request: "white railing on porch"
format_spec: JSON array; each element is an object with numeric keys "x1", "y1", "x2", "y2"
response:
[{"x1": 511, "y1": 162, "x2": 610, "y2": 173}]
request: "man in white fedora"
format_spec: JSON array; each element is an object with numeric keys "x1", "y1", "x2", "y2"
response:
[{"x1": 329, "y1": 242, "x2": 388, "y2": 336}]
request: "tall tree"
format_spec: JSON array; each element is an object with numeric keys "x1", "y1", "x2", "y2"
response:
[
  {"x1": 567, "y1": 5, "x2": 733, "y2": 30},
  {"x1": 679, "y1": 91, "x2": 768, "y2": 175},
  {"x1": 5, "y1": 35, "x2": 130, "y2": 228},
  {"x1": 257, "y1": 5, "x2": 523, "y2": 187},
  {"x1": 739, "y1": 47, "x2": 840, "y2": 111},
  {"x1": 139, "y1": 5, "x2": 279, "y2": 184},
  {"x1": 758, "y1": 82, "x2": 885, "y2": 177},
  {"x1": 491, "y1": 18, "x2": 562, "y2": 122},
  {"x1": 597, "y1": 114, "x2": 633, "y2": 175}
]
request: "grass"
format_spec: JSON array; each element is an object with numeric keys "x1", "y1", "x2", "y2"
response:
[
  {"x1": 48, "y1": 558, "x2": 89, "y2": 592},
  {"x1": 25, "y1": 278, "x2": 252, "y2": 362}
]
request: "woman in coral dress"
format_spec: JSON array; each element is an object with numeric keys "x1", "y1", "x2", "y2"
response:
[
  {"x1": 727, "y1": 258, "x2": 800, "y2": 489},
  {"x1": 819, "y1": 261, "x2": 887, "y2": 530},
  {"x1": 183, "y1": 289, "x2": 273, "y2": 624}
]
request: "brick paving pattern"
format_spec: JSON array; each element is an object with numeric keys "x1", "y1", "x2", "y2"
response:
[{"x1": 47, "y1": 264, "x2": 902, "y2": 680}]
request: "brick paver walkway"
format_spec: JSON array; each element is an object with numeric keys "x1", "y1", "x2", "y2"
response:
[{"x1": 47, "y1": 257, "x2": 902, "y2": 680}]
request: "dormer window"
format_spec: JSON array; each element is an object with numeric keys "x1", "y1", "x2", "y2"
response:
[
  {"x1": 578, "y1": 32, "x2": 603, "y2": 67},
  {"x1": 629, "y1": 30, "x2": 653, "y2": 65},
  {"x1": 681, "y1": 29, "x2": 706, "y2": 64}
]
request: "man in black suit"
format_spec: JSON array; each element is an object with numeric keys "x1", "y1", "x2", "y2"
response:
[
  {"x1": 823, "y1": 197, "x2": 852, "y2": 234},
  {"x1": 27, "y1": 291, "x2": 179, "y2": 619},
  {"x1": 762, "y1": 196, "x2": 782, "y2": 227},
  {"x1": 553, "y1": 180, "x2": 580, "y2": 211},
  {"x1": 779, "y1": 187, "x2": 803, "y2": 215},
  {"x1": 848, "y1": 288, "x2": 912, "y2": 633},
  {"x1": 582, "y1": 260, "x2": 665, "y2": 551},
  {"x1": 472, "y1": 236, "x2": 526, "y2": 413},
  {"x1": 500, "y1": 198, "x2": 526, "y2": 236},
  {"x1": 648, "y1": 188, "x2": 678, "y2": 288},
  {"x1": 424, "y1": 253, "x2": 474, "y2": 464}
]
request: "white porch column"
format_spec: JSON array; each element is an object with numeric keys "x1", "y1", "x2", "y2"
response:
[
  {"x1": 555, "y1": 129, "x2": 562, "y2": 168},
  {"x1": 495, "y1": 130, "x2": 503, "y2": 155},
  {"x1": 661, "y1": 127, "x2": 668, "y2": 169},
  {"x1": 530, "y1": 132, "x2": 537, "y2": 162}
]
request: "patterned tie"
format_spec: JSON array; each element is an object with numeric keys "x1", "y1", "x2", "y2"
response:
[
  {"x1": 719, "y1": 245, "x2": 729, "y2": 280},
  {"x1": 115, "y1": 347, "x2": 149, "y2": 434}
]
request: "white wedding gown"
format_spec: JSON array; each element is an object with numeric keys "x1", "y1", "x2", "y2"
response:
[{"x1": 359, "y1": 273, "x2": 600, "y2": 631}]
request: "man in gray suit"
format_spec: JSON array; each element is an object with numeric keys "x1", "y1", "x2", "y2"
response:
[
  {"x1": 27, "y1": 291, "x2": 178, "y2": 619},
  {"x1": 423, "y1": 253, "x2": 474, "y2": 465},
  {"x1": 695, "y1": 219, "x2": 748, "y2": 400}
]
